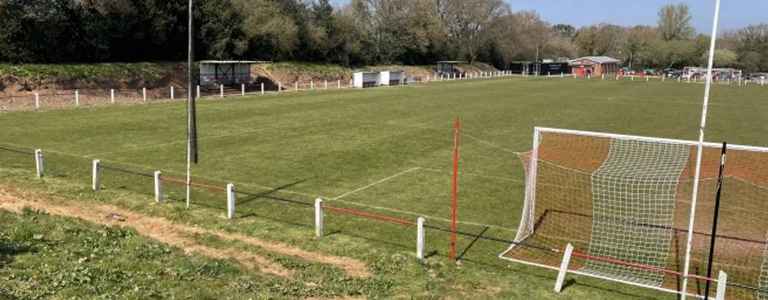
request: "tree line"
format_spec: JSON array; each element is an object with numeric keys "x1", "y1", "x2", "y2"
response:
[{"x1": 1, "y1": 1, "x2": 766, "y2": 72}]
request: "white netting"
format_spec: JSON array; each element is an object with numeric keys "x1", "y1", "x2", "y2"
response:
[
  {"x1": 583, "y1": 139, "x2": 690, "y2": 286},
  {"x1": 502, "y1": 128, "x2": 768, "y2": 298},
  {"x1": 759, "y1": 233, "x2": 768, "y2": 300}
]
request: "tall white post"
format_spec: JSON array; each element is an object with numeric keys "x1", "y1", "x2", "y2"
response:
[
  {"x1": 220, "y1": 84, "x2": 224, "y2": 98},
  {"x1": 34, "y1": 149, "x2": 44, "y2": 178},
  {"x1": 110, "y1": 89, "x2": 115, "y2": 103},
  {"x1": 337, "y1": 80, "x2": 341, "y2": 89},
  {"x1": 294, "y1": 82, "x2": 298, "y2": 91},
  {"x1": 311, "y1": 80, "x2": 314, "y2": 90},
  {"x1": 416, "y1": 217, "x2": 425, "y2": 260},
  {"x1": 278, "y1": 82, "x2": 282, "y2": 93},
  {"x1": 75, "y1": 90, "x2": 79, "y2": 106},
  {"x1": 715, "y1": 271, "x2": 727, "y2": 300},
  {"x1": 681, "y1": 1, "x2": 722, "y2": 298},
  {"x1": 35, "y1": 93, "x2": 40, "y2": 110},
  {"x1": 324, "y1": 80, "x2": 328, "y2": 89},
  {"x1": 92, "y1": 159, "x2": 101, "y2": 191},
  {"x1": 196, "y1": 85, "x2": 201, "y2": 99},
  {"x1": 315, "y1": 198, "x2": 323, "y2": 237},
  {"x1": 171, "y1": 86, "x2": 175, "y2": 100},
  {"x1": 554, "y1": 243, "x2": 574, "y2": 293},
  {"x1": 142, "y1": 87, "x2": 147, "y2": 102},
  {"x1": 241, "y1": 83, "x2": 245, "y2": 96},
  {"x1": 154, "y1": 171, "x2": 163, "y2": 203},
  {"x1": 227, "y1": 183, "x2": 236, "y2": 219},
  {"x1": 261, "y1": 83, "x2": 265, "y2": 95}
]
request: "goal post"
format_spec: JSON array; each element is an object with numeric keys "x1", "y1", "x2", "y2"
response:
[{"x1": 500, "y1": 127, "x2": 768, "y2": 299}]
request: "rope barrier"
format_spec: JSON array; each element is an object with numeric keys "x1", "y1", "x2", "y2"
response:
[
  {"x1": 324, "y1": 205, "x2": 414, "y2": 227},
  {"x1": 162, "y1": 175, "x2": 227, "y2": 192},
  {"x1": 235, "y1": 190, "x2": 314, "y2": 207},
  {"x1": 0, "y1": 145, "x2": 34, "y2": 155},
  {"x1": 100, "y1": 164, "x2": 154, "y2": 178}
]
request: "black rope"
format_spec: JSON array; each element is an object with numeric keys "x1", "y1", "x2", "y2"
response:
[
  {"x1": 100, "y1": 164, "x2": 154, "y2": 178},
  {"x1": 0, "y1": 145, "x2": 34, "y2": 155},
  {"x1": 235, "y1": 190, "x2": 313, "y2": 207},
  {"x1": 422, "y1": 224, "x2": 554, "y2": 253}
]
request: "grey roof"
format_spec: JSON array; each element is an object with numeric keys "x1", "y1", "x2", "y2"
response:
[{"x1": 570, "y1": 56, "x2": 621, "y2": 64}]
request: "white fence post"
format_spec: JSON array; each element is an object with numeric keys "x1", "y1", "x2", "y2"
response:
[
  {"x1": 154, "y1": 171, "x2": 163, "y2": 203},
  {"x1": 196, "y1": 85, "x2": 201, "y2": 99},
  {"x1": 35, "y1": 93, "x2": 40, "y2": 110},
  {"x1": 227, "y1": 183, "x2": 236, "y2": 219},
  {"x1": 34, "y1": 149, "x2": 44, "y2": 178},
  {"x1": 92, "y1": 159, "x2": 101, "y2": 191},
  {"x1": 311, "y1": 80, "x2": 315, "y2": 90},
  {"x1": 337, "y1": 80, "x2": 341, "y2": 89},
  {"x1": 416, "y1": 217, "x2": 425, "y2": 260},
  {"x1": 261, "y1": 83, "x2": 265, "y2": 95},
  {"x1": 170, "y1": 86, "x2": 175, "y2": 100},
  {"x1": 294, "y1": 82, "x2": 299, "y2": 91},
  {"x1": 715, "y1": 271, "x2": 728, "y2": 300},
  {"x1": 324, "y1": 80, "x2": 328, "y2": 89},
  {"x1": 142, "y1": 87, "x2": 147, "y2": 102},
  {"x1": 75, "y1": 90, "x2": 80, "y2": 106},
  {"x1": 241, "y1": 83, "x2": 245, "y2": 96},
  {"x1": 220, "y1": 84, "x2": 224, "y2": 98},
  {"x1": 110, "y1": 89, "x2": 115, "y2": 103},
  {"x1": 278, "y1": 82, "x2": 282, "y2": 93},
  {"x1": 315, "y1": 198, "x2": 323, "y2": 237},
  {"x1": 554, "y1": 243, "x2": 574, "y2": 293}
]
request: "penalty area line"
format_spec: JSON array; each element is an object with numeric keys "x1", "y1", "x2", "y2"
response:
[{"x1": 331, "y1": 167, "x2": 422, "y2": 200}]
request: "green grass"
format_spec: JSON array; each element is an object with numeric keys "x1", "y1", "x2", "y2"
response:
[
  {"x1": 0, "y1": 63, "x2": 175, "y2": 82},
  {"x1": 1, "y1": 77, "x2": 767, "y2": 299}
]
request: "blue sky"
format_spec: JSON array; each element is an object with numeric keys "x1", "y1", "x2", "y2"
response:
[{"x1": 330, "y1": 0, "x2": 768, "y2": 33}]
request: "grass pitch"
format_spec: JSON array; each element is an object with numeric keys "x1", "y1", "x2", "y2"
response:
[{"x1": 1, "y1": 77, "x2": 766, "y2": 298}]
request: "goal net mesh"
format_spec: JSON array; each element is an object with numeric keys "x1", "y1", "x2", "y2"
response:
[{"x1": 501, "y1": 129, "x2": 768, "y2": 298}]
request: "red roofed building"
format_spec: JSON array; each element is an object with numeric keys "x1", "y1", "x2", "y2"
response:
[{"x1": 569, "y1": 56, "x2": 621, "y2": 78}]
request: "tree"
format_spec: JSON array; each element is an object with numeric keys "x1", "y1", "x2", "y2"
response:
[
  {"x1": 623, "y1": 26, "x2": 657, "y2": 69},
  {"x1": 574, "y1": 24, "x2": 625, "y2": 57},
  {"x1": 658, "y1": 3, "x2": 694, "y2": 41},
  {"x1": 734, "y1": 24, "x2": 768, "y2": 72},
  {"x1": 442, "y1": 0, "x2": 509, "y2": 63},
  {"x1": 553, "y1": 24, "x2": 576, "y2": 39},
  {"x1": 237, "y1": 0, "x2": 298, "y2": 60}
]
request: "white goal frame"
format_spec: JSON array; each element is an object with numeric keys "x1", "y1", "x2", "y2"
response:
[{"x1": 499, "y1": 127, "x2": 768, "y2": 298}]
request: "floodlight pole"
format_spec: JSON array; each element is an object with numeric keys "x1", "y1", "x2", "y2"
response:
[
  {"x1": 186, "y1": 0, "x2": 194, "y2": 208},
  {"x1": 681, "y1": 0, "x2": 721, "y2": 298}
]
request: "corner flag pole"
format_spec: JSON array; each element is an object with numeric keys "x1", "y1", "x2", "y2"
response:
[
  {"x1": 681, "y1": 0, "x2": 721, "y2": 298},
  {"x1": 186, "y1": 0, "x2": 198, "y2": 208}
]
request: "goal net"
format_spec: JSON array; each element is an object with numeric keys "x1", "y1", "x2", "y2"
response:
[{"x1": 500, "y1": 127, "x2": 768, "y2": 298}]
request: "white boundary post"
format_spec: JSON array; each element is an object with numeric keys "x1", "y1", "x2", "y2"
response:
[
  {"x1": 416, "y1": 217, "x2": 425, "y2": 260},
  {"x1": 324, "y1": 80, "x2": 328, "y2": 89},
  {"x1": 142, "y1": 87, "x2": 147, "y2": 102},
  {"x1": 154, "y1": 171, "x2": 163, "y2": 202},
  {"x1": 337, "y1": 80, "x2": 341, "y2": 89},
  {"x1": 110, "y1": 89, "x2": 115, "y2": 103},
  {"x1": 196, "y1": 85, "x2": 201, "y2": 99},
  {"x1": 220, "y1": 84, "x2": 224, "y2": 98},
  {"x1": 227, "y1": 183, "x2": 236, "y2": 219},
  {"x1": 261, "y1": 83, "x2": 265, "y2": 95},
  {"x1": 715, "y1": 271, "x2": 727, "y2": 300},
  {"x1": 35, "y1": 93, "x2": 40, "y2": 110},
  {"x1": 171, "y1": 86, "x2": 175, "y2": 100},
  {"x1": 294, "y1": 82, "x2": 298, "y2": 91},
  {"x1": 315, "y1": 198, "x2": 323, "y2": 237},
  {"x1": 241, "y1": 83, "x2": 245, "y2": 96},
  {"x1": 311, "y1": 80, "x2": 314, "y2": 90},
  {"x1": 278, "y1": 82, "x2": 282, "y2": 93},
  {"x1": 34, "y1": 149, "x2": 44, "y2": 178},
  {"x1": 681, "y1": 1, "x2": 722, "y2": 298},
  {"x1": 75, "y1": 90, "x2": 79, "y2": 106},
  {"x1": 554, "y1": 243, "x2": 574, "y2": 293},
  {"x1": 92, "y1": 159, "x2": 101, "y2": 191}
]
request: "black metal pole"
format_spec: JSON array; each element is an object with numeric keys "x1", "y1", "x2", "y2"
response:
[{"x1": 704, "y1": 142, "x2": 727, "y2": 299}]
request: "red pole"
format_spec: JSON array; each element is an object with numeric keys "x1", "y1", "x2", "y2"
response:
[{"x1": 449, "y1": 117, "x2": 460, "y2": 261}]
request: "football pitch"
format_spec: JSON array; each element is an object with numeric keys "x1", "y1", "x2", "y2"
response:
[{"x1": 1, "y1": 77, "x2": 767, "y2": 298}]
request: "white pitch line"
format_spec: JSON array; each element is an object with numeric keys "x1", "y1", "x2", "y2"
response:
[{"x1": 331, "y1": 167, "x2": 422, "y2": 200}]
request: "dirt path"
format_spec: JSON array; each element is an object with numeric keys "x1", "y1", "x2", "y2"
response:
[{"x1": 0, "y1": 187, "x2": 370, "y2": 279}]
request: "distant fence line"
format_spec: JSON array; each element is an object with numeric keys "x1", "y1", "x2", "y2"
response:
[{"x1": 1, "y1": 70, "x2": 762, "y2": 112}]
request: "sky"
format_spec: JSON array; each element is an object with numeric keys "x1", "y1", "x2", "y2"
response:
[{"x1": 330, "y1": 0, "x2": 768, "y2": 33}]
